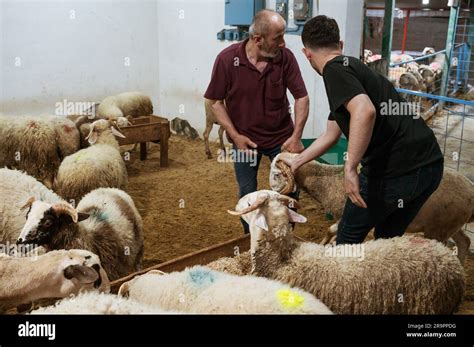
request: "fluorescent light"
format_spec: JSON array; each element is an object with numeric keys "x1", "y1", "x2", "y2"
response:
[{"x1": 422, "y1": 0, "x2": 430, "y2": 4}]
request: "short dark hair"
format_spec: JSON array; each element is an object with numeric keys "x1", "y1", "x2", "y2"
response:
[{"x1": 301, "y1": 15, "x2": 340, "y2": 50}]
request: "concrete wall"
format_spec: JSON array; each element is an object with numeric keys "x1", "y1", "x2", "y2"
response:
[{"x1": 0, "y1": 0, "x2": 160, "y2": 116}]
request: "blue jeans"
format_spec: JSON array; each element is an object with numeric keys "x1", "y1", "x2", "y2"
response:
[
  {"x1": 233, "y1": 144, "x2": 299, "y2": 234},
  {"x1": 336, "y1": 160, "x2": 444, "y2": 244}
]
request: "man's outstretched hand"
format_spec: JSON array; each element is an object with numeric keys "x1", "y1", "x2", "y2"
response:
[
  {"x1": 281, "y1": 136, "x2": 304, "y2": 153},
  {"x1": 344, "y1": 167, "x2": 367, "y2": 209}
]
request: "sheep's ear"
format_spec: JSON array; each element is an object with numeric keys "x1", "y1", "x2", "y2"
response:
[
  {"x1": 64, "y1": 264, "x2": 99, "y2": 284},
  {"x1": 20, "y1": 196, "x2": 36, "y2": 211},
  {"x1": 288, "y1": 209, "x2": 307, "y2": 223},
  {"x1": 255, "y1": 213, "x2": 268, "y2": 231},
  {"x1": 110, "y1": 126, "x2": 126, "y2": 138},
  {"x1": 77, "y1": 212, "x2": 90, "y2": 222},
  {"x1": 87, "y1": 130, "x2": 98, "y2": 145}
]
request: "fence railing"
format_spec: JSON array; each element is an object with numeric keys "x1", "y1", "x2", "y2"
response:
[{"x1": 396, "y1": 88, "x2": 474, "y2": 237}]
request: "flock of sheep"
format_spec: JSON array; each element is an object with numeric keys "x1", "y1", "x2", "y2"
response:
[
  {"x1": 365, "y1": 47, "x2": 443, "y2": 93},
  {"x1": 0, "y1": 89, "x2": 472, "y2": 315}
]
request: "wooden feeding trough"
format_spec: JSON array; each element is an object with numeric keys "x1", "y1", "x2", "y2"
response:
[
  {"x1": 110, "y1": 234, "x2": 306, "y2": 293},
  {"x1": 117, "y1": 115, "x2": 170, "y2": 166}
]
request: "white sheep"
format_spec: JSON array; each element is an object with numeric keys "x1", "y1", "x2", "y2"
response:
[
  {"x1": 207, "y1": 250, "x2": 252, "y2": 276},
  {"x1": 118, "y1": 267, "x2": 332, "y2": 314},
  {"x1": 0, "y1": 115, "x2": 80, "y2": 188},
  {"x1": 0, "y1": 168, "x2": 65, "y2": 244},
  {"x1": 203, "y1": 99, "x2": 225, "y2": 159},
  {"x1": 0, "y1": 249, "x2": 109, "y2": 313},
  {"x1": 227, "y1": 190, "x2": 465, "y2": 314},
  {"x1": 272, "y1": 153, "x2": 473, "y2": 264},
  {"x1": 54, "y1": 119, "x2": 128, "y2": 202},
  {"x1": 97, "y1": 92, "x2": 153, "y2": 119},
  {"x1": 17, "y1": 187, "x2": 144, "y2": 281},
  {"x1": 31, "y1": 292, "x2": 169, "y2": 314}
]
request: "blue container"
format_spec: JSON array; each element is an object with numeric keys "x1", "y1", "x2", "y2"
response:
[{"x1": 224, "y1": 0, "x2": 265, "y2": 26}]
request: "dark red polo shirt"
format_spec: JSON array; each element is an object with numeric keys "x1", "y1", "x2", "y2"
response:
[{"x1": 204, "y1": 39, "x2": 308, "y2": 149}]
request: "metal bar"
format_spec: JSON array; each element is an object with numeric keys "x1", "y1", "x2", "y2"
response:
[
  {"x1": 381, "y1": 0, "x2": 395, "y2": 61},
  {"x1": 389, "y1": 43, "x2": 465, "y2": 67},
  {"x1": 401, "y1": 10, "x2": 410, "y2": 54},
  {"x1": 440, "y1": 2, "x2": 460, "y2": 99},
  {"x1": 456, "y1": 104, "x2": 466, "y2": 171},
  {"x1": 395, "y1": 88, "x2": 474, "y2": 105}
]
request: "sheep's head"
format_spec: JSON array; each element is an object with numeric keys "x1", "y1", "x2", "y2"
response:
[
  {"x1": 399, "y1": 72, "x2": 419, "y2": 90},
  {"x1": 85, "y1": 119, "x2": 126, "y2": 145},
  {"x1": 54, "y1": 249, "x2": 110, "y2": 294},
  {"x1": 17, "y1": 198, "x2": 89, "y2": 247},
  {"x1": 422, "y1": 47, "x2": 435, "y2": 56},
  {"x1": 269, "y1": 153, "x2": 297, "y2": 195},
  {"x1": 228, "y1": 191, "x2": 306, "y2": 242}
]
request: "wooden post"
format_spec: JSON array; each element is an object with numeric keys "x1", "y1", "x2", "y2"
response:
[
  {"x1": 381, "y1": 0, "x2": 395, "y2": 61},
  {"x1": 140, "y1": 142, "x2": 147, "y2": 161},
  {"x1": 160, "y1": 122, "x2": 170, "y2": 167},
  {"x1": 440, "y1": 0, "x2": 460, "y2": 100}
]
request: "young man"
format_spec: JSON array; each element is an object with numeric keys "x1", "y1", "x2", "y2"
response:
[
  {"x1": 205, "y1": 10, "x2": 309, "y2": 233},
  {"x1": 284, "y1": 15, "x2": 444, "y2": 244}
]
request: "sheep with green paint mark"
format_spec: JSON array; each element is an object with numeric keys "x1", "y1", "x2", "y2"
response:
[
  {"x1": 118, "y1": 266, "x2": 332, "y2": 314},
  {"x1": 17, "y1": 187, "x2": 144, "y2": 281}
]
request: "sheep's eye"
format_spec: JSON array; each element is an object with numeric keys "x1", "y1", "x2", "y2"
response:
[{"x1": 43, "y1": 219, "x2": 53, "y2": 228}]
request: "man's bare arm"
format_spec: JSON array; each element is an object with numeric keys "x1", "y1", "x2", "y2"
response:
[
  {"x1": 281, "y1": 96, "x2": 309, "y2": 153},
  {"x1": 345, "y1": 94, "x2": 376, "y2": 171},
  {"x1": 344, "y1": 93, "x2": 376, "y2": 208},
  {"x1": 289, "y1": 120, "x2": 342, "y2": 171}
]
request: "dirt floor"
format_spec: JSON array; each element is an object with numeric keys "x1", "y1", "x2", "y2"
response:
[{"x1": 123, "y1": 134, "x2": 474, "y2": 314}]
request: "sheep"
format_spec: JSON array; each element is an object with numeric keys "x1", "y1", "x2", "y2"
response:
[
  {"x1": 16, "y1": 187, "x2": 144, "y2": 281},
  {"x1": 0, "y1": 249, "x2": 109, "y2": 313},
  {"x1": 418, "y1": 65, "x2": 437, "y2": 93},
  {"x1": 118, "y1": 266, "x2": 333, "y2": 314},
  {"x1": 31, "y1": 292, "x2": 169, "y2": 314},
  {"x1": 0, "y1": 115, "x2": 80, "y2": 188},
  {"x1": 67, "y1": 113, "x2": 132, "y2": 148},
  {"x1": 207, "y1": 250, "x2": 252, "y2": 276},
  {"x1": 271, "y1": 153, "x2": 473, "y2": 264},
  {"x1": 170, "y1": 117, "x2": 199, "y2": 139},
  {"x1": 203, "y1": 99, "x2": 226, "y2": 159},
  {"x1": 97, "y1": 92, "x2": 153, "y2": 119},
  {"x1": 227, "y1": 190, "x2": 465, "y2": 314},
  {"x1": 0, "y1": 168, "x2": 65, "y2": 244},
  {"x1": 54, "y1": 119, "x2": 128, "y2": 203}
]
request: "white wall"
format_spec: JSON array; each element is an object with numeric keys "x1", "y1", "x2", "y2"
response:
[
  {"x1": 0, "y1": 0, "x2": 160, "y2": 115},
  {"x1": 155, "y1": 0, "x2": 231, "y2": 133},
  {"x1": 0, "y1": 0, "x2": 364, "y2": 139}
]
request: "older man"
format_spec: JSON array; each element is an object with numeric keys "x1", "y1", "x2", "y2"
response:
[{"x1": 205, "y1": 9, "x2": 309, "y2": 234}]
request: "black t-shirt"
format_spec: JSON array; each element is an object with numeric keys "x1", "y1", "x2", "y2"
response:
[{"x1": 323, "y1": 55, "x2": 443, "y2": 177}]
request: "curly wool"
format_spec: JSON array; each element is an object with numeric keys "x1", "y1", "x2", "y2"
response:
[
  {"x1": 119, "y1": 266, "x2": 332, "y2": 314},
  {"x1": 31, "y1": 292, "x2": 169, "y2": 314},
  {"x1": 207, "y1": 236, "x2": 465, "y2": 314}
]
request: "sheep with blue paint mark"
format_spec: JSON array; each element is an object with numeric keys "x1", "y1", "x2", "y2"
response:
[
  {"x1": 17, "y1": 187, "x2": 144, "y2": 281},
  {"x1": 118, "y1": 266, "x2": 332, "y2": 314}
]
